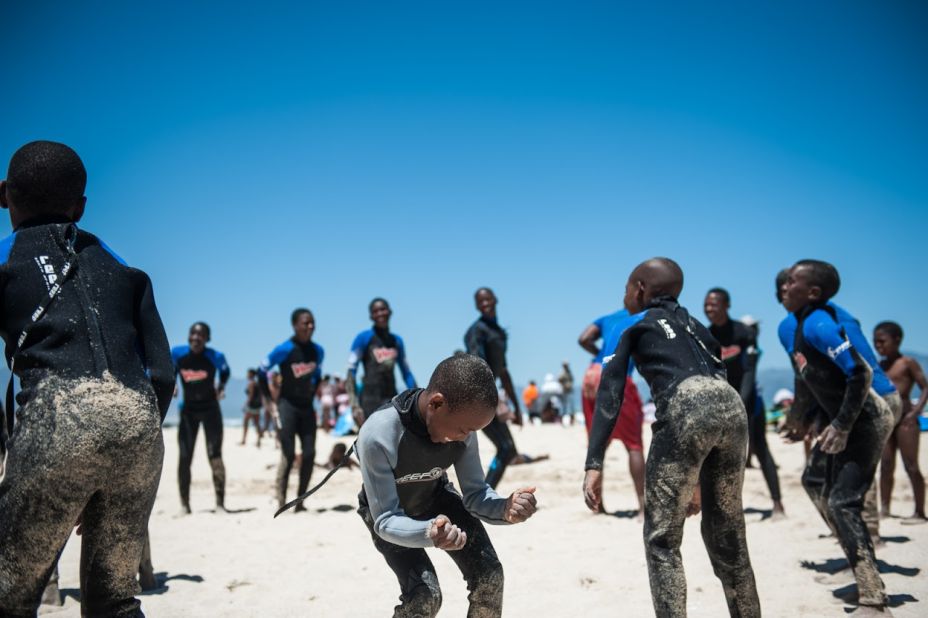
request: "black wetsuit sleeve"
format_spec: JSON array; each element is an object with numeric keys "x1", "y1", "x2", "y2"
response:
[
  {"x1": 585, "y1": 327, "x2": 634, "y2": 470},
  {"x1": 739, "y1": 327, "x2": 758, "y2": 409},
  {"x1": 464, "y1": 324, "x2": 482, "y2": 358},
  {"x1": 787, "y1": 374, "x2": 817, "y2": 433},
  {"x1": 833, "y1": 356, "x2": 872, "y2": 432},
  {"x1": 133, "y1": 272, "x2": 174, "y2": 420}
]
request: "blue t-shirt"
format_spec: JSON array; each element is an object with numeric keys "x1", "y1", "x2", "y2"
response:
[{"x1": 591, "y1": 309, "x2": 640, "y2": 374}]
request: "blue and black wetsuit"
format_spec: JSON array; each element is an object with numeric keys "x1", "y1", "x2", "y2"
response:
[
  {"x1": 357, "y1": 389, "x2": 508, "y2": 616},
  {"x1": 464, "y1": 316, "x2": 517, "y2": 489},
  {"x1": 348, "y1": 327, "x2": 416, "y2": 419},
  {"x1": 172, "y1": 344, "x2": 230, "y2": 510},
  {"x1": 785, "y1": 304, "x2": 894, "y2": 608},
  {"x1": 0, "y1": 219, "x2": 172, "y2": 617},
  {"x1": 587, "y1": 296, "x2": 759, "y2": 618},
  {"x1": 261, "y1": 337, "x2": 324, "y2": 509},
  {"x1": 709, "y1": 319, "x2": 782, "y2": 504}
]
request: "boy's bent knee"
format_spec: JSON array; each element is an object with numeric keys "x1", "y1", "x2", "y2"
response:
[{"x1": 403, "y1": 578, "x2": 442, "y2": 617}]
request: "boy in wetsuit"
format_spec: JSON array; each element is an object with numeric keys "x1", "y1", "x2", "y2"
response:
[
  {"x1": 0, "y1": 141, "x2": 174, "y2": 617},
  {"x1": 583, "y1": 258, "x2": 760, "y2": 618},
  {"x1": 242, "y1": 368, "x2": 264, "y2": 446},
  {"x1": 704, "y1": 287, "x2": 785, "y2": 519},
  {"x1": 348, "y1": 297, "x2": 416, "y2": 425},
  {"x1": 357, "y1": 353, "x2": 538, "y2": 618},
  {"x1": 873, "y1": 321, "x2": 927, "y2": 523},
  {"x1": 780, "y1": 260, "x2": 895, "y2": 613},
  {"x1": 464, "y1": 287, "x2": 523, "y2": 489},
  {"x1": 776, "y1": 268, "x2": 901, "y2": 543},
  {"x1": 172, "y1": 322, "x2": 230, "y2": 513},
  {"x1": 260, "y1": 308, "x2": 324, "y2": 512}
]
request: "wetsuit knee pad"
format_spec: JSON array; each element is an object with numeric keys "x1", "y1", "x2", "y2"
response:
[{"x1": 406, "y1": 572, "x2": 442, "y2": 616}]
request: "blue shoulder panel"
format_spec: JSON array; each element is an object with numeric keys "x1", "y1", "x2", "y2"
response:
[
  {"x1": 829, "y1": 302, "x2": 896, "y2": 396},
  {"x1": 778, "y1": 314, "x2": 797, "y2": 355},
  {"x1": 171, "y1": 345, "x2": 190, "y2": 367},
  {"x1": 0, "y1": 232, "x2": 17, "y2": 265},
  {"x1": 263, "y1": 339, "x2": 295, "y2": 371},
  {"x1": 802, "y1": 309, "x2": 857, "y2": 376}
]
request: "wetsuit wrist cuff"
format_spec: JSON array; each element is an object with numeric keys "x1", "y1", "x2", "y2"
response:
[{"x1": 830, "y1": 420, "x2": 850, "y2": 433}]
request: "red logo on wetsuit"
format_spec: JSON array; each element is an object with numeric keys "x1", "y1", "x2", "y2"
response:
[
  {"x1": 180, "y1": 369, "x2": 209, "y2": 383},
  {"x1": 291, "y1": 362, "x2": 317, "y2": 379},
  {"x1": 720, "y1": 345, "x2": 742, "y2": 361},
  {"x1": 372, "y1": 347, "x2": 398, "y2": 364},
  {"x1": 793, "y1": 352, "x2": 808, "y2": 373}
]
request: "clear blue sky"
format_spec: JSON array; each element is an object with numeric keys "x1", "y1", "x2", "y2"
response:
[{"x1": 3, "y1": 1, "x2": 926, "y2": 384}]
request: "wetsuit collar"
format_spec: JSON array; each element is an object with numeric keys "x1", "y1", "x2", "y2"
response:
[
  {"x1": 479, "y1": 315, "x2": 499, "y2": 326},
  {"x1": 392, "y1": 388, "x2": 430, "y2": 438},
  {"x1": 13, "y1": 214, "x2": 77, "y2": 231},
  {"x1": 646, "y1": 295, "x2": 680, "y2": 310},
  {"x1": 373, "y1": 325, "x2": 391, "y2": 337}
]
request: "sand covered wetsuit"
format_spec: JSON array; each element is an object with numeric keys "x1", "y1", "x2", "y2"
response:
[
  {"x1": 0, "y1": 219, "x2": 173, "y2": 617},
  {"x1": 260, "y1": 337, "x2": 323, "y2": 508},
  {"x1": 586, "y1": 296, "x2": 759, "y2": 618},
  {"x1": 349, "y1": 326, "x2": 416, "y2": 419},
  {"x1": 779, "y1": 301, "x2": 900, "y2": 537},
  {"x1": 785, "y1": 304, "x2": 894, "y2": 607},
  {"x1": 357, "y1": 389, "x2": 509, "y2": 618},
  {"x1": 464, "y1": 317, "x2": 516, "y2": 489},
  {"x1": 171, "y1": 344, "x2": 230, "y2": 510},
  {"x1": 710, "y1": 319, "x2": 782, "y2": 505}
]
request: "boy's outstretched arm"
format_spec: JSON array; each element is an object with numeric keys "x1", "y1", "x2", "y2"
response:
[
  {"x1": 133, "y1": 272, "x2": 174, "y2": 420},
  {"x1": 806, "y1": 318, "x2": 872, "y2": 453}
]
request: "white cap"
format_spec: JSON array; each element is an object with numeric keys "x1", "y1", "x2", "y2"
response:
[
  {"x1": 740, "y1": 314, "x2": 760, "y2": 326},
  {"x1": 773, "y1": 388, "x2": 794, "y2": 405}
]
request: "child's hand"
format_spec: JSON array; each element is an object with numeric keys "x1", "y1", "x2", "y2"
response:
[
  {"x1": 504, "y1": 487, "x2": 537, "y2": 523},
  {"x1": 583, "y1": 469, "x2": 603, "y2": 513},
  {"x1": 818, "y1": 424, "x2": 849, "y2": 454},
  {"x1": 686, "y1": 487, "x2": 701, "y2": 517},
  {"x1": 428, "y1": 515, "x2": 467, "y2": 551}
]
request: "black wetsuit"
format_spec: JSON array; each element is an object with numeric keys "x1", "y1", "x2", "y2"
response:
[
  {"x1": 464, "y1": 316, "x2": 517, "y2": 489},
  {"x1": 171, "y1": 345, "x2": 230, "y2": 509},
  {"x1": 789, "y1": 304, "x2": 894, "y2": 607},
  {"x1": 357, "y1": 390, "x2": 508, "y2": 617},
  {"x1": 349, "y1": 327, "x2": 416, "y2": 419},
  {"x1": 246, "y1": 380, "x2": 263, "y2": 411},
  {"x1": 587, "y1": 296, "x2": 759, "y2": 618},
  {"x1": 709, "y1": 319, "x2": 782, "y2": 504},
  {"x1": 260, "y1": 337, "x2": 324, "y2": 508},
  {"x1": 0, "y1": 219, "x2": 172, "y2": 617}
]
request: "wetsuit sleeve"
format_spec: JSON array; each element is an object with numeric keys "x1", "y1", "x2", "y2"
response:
[
  {"x1": 805, "y1": 313, "x2": 873, "y2": 432},
  {"x1": 455, "y1": 433, "x2": 508, "y2": 524},
  {"x1": 778, "y1": 315, "x2": 796, "y2": 355},
  {"x1": 133, "y1": 272, "x2": 174, "y2": 420},
  {"x1": 314, "y1": 344, "x2": 324, "y2": 384},
  {"x1": 347, "y1": 331, "x2": 368, "y2": 375},
  {"x1": 464, "y1": 324, "x2": 483, "y2": 358},
  {"x1": 357, "y1": 426, "x2": 435, "y2": 548},
  {"x1": 738, "y1": 326, "x2": 759, "y2": 409},
  {"x1": 585, "y1": 326, "x2": 635, "y2": 470},
  {"x1": 396, "y1": 336, "x2": 417, "y2": 389},
  {"x1": 214, "y1": 351, "x2": 231, "y2": 387}
]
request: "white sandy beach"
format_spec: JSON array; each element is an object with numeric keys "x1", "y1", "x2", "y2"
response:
[{"x1": 46, "y1": 422, "x2": 928, "y2": 617}]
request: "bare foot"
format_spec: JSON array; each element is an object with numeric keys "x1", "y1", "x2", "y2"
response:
[
  {"x1": 853, "y1": 606, "x2": 893, "y2": 616},
  {"x1": 636, "y1": 509, "x2": 644, "y2": 523},
  {"x1": 901, "y1": 514, "x2": 927, "y2": 525}
]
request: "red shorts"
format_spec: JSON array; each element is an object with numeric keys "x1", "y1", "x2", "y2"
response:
[{"x1": 582, "y1": 363, "x2": 644, "y2": 451}]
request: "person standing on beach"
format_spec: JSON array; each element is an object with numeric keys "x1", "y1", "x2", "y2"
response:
[
  {"x1": 464, "y1": 287, "x2": 523, "y2": 489},
  {"x1": 260, "y1": 308, "x2": 324, "y2": 512},
  {"x1": 578, "y1": 307, "x2": 646, "y2": 517},
  {"x1": 347, "y1": 298, "x2": 416, "y2": 426},
  {"x1": 242, "y1": 368, "x2": 264, "y2": 446},
  {"x1": 356, "y1": 353, "x2": 538, "y2": 617},
  {"x1": 779, "y1": 260, "x2": 894, "y2": 613},
  {"x1": 584, "y1": 258, "x2": 760, "y2": 617},
  {"x1": 704, "y1": 288, "x2": 785, "y2": 519},
  {"x1": 0, "y1": 141, "x2": 174, "y2": 616},
  {"x1": 172, "y1": 321, "x2": 230, "y2": 514},
  {"x1": 873, "y1": 321, "x2": 927, "y2": 523}
]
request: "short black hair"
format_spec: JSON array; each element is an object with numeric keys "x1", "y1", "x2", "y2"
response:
[
  {"x1": 190, "y1": 321, "x2": 211, "y2": 340},
  {"x1": 775, "y1": 268, "x2": 789, "y2": 303},
  {"x1": 874, "y1": 321, "x2": 903, "y2": 341},
  {"x1": 474, "y1": 287, "x2": 495, "y2": 300},
  {"x1": 291, "y1": 307, "x2": 312, "y2": 324},
  {"x1": 794, "y1": 259, "x2": 841, "y2": 301},
  {"x1": 706, "y1": 287, "x2": 731, "y2": 305},
  {"x1": 6, "y1": 141, "x2": 86, "y2": 216},
  {"x1": 633, "y1": 257, "x2": 684, "y2": 298},
  {"x1": 369, "y1": 297, "x2": 390, "y2": 313},
  {"x1": 427, "y1": 354, "x2": 498, "y2": 412}
]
